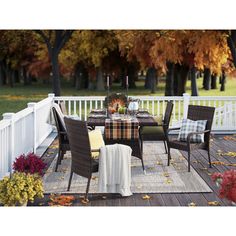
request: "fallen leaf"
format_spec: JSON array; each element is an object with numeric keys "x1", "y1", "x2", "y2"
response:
[
  {"x1": 208, "y1": 201, "x2": 221, "y2": 206},
  {"x1": 81, "y1": 198, "x2": 89, "y2": 204},
  {"x1": 188, "y1": 202, "x2": 197, "y2": 207},
  {"x1": 165, "y1": 179, "x2": 172, "y2": 184},
  {"x1": 91, "y1": 176, "x2": 98, "y2": 180},
  {"x1": 163, "y1": 172, "x2": 170, "y2": 177},
  {"x1": 147, "y1": 167, "x2": 155, "y2": 170},
  {"x1": 156, "y1": 161, "x2": 163, "y2": 165},
  {"x1": 223, "y1": 136, "x2": 236, "y2": 141},
  {"x1": 48, "y1": 194, "x2": 75, "y2": 206},
  {"x1": 47, "y1": 151, "x2": 54, "y2": 155},
  {"x1": 200, "y1": 167, "x2": 208, "y2": 171},
  {"x1": 142, "y1": 194, "x2": 151, "y2": 200}
]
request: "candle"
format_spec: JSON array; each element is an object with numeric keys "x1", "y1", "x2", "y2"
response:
[
  {"x1": 126, "y1": 76, "x2": 129, "y2": 87},
  {"x1": 107, "y1": 76, "x2": 109, "y2": 87}
]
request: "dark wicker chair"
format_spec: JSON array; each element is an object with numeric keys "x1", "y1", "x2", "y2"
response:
[
  {"x1": 52, "y1": 107, "x2": 70, "y2": 172},
  {"x1": 64, "y1": 117, "x2": 99, "y2": 200},
  {"x1": 140, "y1": 101, "x2": 174, "y2": 154},
  {"x1": 166, "y1": 105, "x2": 215, "y2": 172}
]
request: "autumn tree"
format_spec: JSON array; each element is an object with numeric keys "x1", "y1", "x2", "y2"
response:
[
  {"x1": 60, "y1": 30, "x2": 118, "y2": 91},
  {"x1": 0, "y1": 30, "x2": 38, "y2": 87},
  {"x1": 116, "y1": 30, "x2": 160, "y2": 92},
  {"x1": 35, "y1": 30, "x2": 73, "y2": 96}
]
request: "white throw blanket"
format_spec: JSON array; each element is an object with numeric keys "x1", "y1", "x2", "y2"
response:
[{"x1": 98, "y1": 144, "x2": 132, "y2": 196}]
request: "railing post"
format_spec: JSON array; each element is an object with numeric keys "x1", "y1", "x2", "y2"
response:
[
  {"x1": 183, "y1": 93, "x2": 190, "y2": 119},
  {"x1": 48, "y1": 93, "x2": 55, "y2": 100},
  {"x1": 27, "y1": 102, "x2": 37, "y2": 153},
  {"x1": 3, "y1": 113, "x2": 15, "y2": 173}
]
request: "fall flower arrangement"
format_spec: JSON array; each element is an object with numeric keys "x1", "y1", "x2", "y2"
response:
[
  {"x1": 104, "y1": 93, "x2": 128, "y2": 113},
  {"x1": 212, "y1": 169, "x2": 236, "y2": 203},
  {"x1": 13, "y1": 153, "x2": 46, "y2": 176},
  {"x1": 0, "y1": 172, "x2": 44, "y2": 206}
]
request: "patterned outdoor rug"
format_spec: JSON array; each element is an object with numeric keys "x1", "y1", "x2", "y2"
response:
[{"x1": 43, "y1": 142, "x2": 212, "y2": 193}]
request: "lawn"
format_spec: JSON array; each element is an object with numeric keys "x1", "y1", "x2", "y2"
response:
[{"x1": 0, "y1": 77, "x2": 236, "y2": 119}]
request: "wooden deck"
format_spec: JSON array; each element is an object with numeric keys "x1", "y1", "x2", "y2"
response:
[{"x1": 30, "y1": 134, "x2": 236, "y2": 207}]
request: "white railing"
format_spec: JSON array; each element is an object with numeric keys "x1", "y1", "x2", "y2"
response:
[
  {"x1": 0, "y1": 94, "x2": 54, "y2": 177},
  {"x1": 1, "y1": 93, "x2": 236, "y2": 178},
  {"x1": 54, "y1": 93, "x2": 236, "y2": 132}
]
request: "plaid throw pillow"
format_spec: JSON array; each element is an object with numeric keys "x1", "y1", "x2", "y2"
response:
[{"x1": 178, "y1": 119, "x2": 207, "y2": 143}]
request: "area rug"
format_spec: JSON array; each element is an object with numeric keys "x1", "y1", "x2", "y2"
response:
[{"x1": 43, "y1": 142, "x2": 212, "y2": 193}]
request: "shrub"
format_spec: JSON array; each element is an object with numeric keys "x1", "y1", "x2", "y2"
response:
[
  {"x1": 0, "y1": 172, "x2": 44, "y2": 206},
  {"x1": 212, "y1": 170, "x2": 236, "y2": 203},
  {"x1": 13, "y1": 153, "x2": 46, "y2": 176}
]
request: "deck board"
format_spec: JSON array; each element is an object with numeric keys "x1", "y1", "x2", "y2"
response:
[{"x1": 29, "y1": 134, "x2": 236, "y2": 207}]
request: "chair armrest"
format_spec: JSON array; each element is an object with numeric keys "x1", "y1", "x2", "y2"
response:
[
  {"x1": 167, "y1": 127, "x2": 181, "y2": 135},
  {"x1": 187, "y1": 130, "x2": 210, "y2": 143},
  {"x1": 59, "y1": 131, "x2": 67, "y2": 135},
  {"x1": 87, "y1": 125, "x2": 94, "y2": 131},
  {"x1": 91, "y1": 149, "x2": 100, "y2": 152}
]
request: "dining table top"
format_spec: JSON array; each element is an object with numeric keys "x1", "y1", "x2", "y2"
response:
[{"x1": 87, "y1": 111, "x2": 158, "y2": 127}]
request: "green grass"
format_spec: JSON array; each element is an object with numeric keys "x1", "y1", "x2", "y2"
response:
[{"x1": 0, "y1": 77, "x2": 236, "y2": 119}]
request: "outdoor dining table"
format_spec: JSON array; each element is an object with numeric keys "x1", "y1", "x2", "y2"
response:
[
  {"x1": 87, "y1": 111, "x2": 158, "y2": 127},
  {"x1": 87, "y1": 111, "x2": 159, "y2": 171}
]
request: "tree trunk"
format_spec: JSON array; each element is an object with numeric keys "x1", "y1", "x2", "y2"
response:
[
  {"x1": 211, "y1": 74, "x2": 217, "y2": 89},
  {"x1": 145, "y1": 68, "x2": 152, "y2": 89},
  {"x1": 220, "y1": 71, "x2": 226, "y2": 91},
  {"x1": 177, "y1": 65, "x2": 189, "y2": 96},
  {"x1": 0, "y1": 60, "x2": 7, "y2": 85},
  {"x1": 6, "y1": 65, "x2": 14, "y2": 87},
  {"x1": 227, "y1": 30, "x2": 236, "y2": 67},
  {"x1": 126, "y1": 63, "x2": 137, "y2": 88},
  {"x1": 165, "y1": 62, "x2": 174, "y2": 96},
  {"x1": 150, "y1": 67, "x2": 157, "y2": 93},
  {"x1": 23, "y1": 67, "x2": 31, "y2": 85},
  {"x1": 190, "y1": 67, "x2": 199, "y2": 96},
  {"x1": 96, "y1": 66, "x2": 105, "y2": 91},
  {"x1": 51, "y1": 53, "x2": 61, "y2": 96},
  {"x1": 0, "y1": 61, "x2": 4, "y2": 86},
  {"x1": 13, "y1": 70, "x2": 20, "y2": 83},
  {"x1": 173, "y1": 64, "x2": 180, "y2": 96},
  {"x1": 203, "y1": 68, "x2": 211, "y2": 90},
  {"x1": 146, "y1": 67, "x2": 157, "y2": 93},
  {"x1": 74, "y1": 64, "x2": 88, "y2": 90},
  {"x1": 75, "y1": 64, "x2": 83, "y2": 90}
]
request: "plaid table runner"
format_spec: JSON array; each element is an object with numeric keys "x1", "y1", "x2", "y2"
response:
[{"x1": 105, "y1": 118, "x2": 139, "y2": 140}]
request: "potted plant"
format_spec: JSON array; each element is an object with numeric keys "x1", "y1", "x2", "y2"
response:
[
  {"x1": 212, "y1": 170, "x2": 236, "y2": 205},
  {"x1": 0, "y1": 172, "x2": 44, "y2": 206},
  {"x1": 13, "y1": 153, "x2": 46, "y2": 176}
]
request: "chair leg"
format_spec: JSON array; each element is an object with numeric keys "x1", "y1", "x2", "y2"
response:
[
  {"x1": 60, "y1": 151, "x2": 65, "y2": 163},
  {"x1": 55, "y1": 150, "x2": 62, "y2": 172},
  {"x1": 167, "y1": 147, "x2": 171, "y2": 166},
  {"x1": 85, "y1": 177, "x2": 91, "y2": 200},
  {"x1": 141, "y1": 158, "x2": 145, "y2": 173},
  {"x1": 188, "y1": 151, "x2": 191, "y2": 172},
  {"x1": 163, "y1": 141, "x2": 167, "y2": 154},
  {"x1": 208, "y1": 148, "x2": 212, "y2": 168},
  {"x1": 140, "y1": 139, "x2": 143, "y2": 155},
  {"x1": 67, "y1": 171, "x2": 73, "y2": 191}
]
